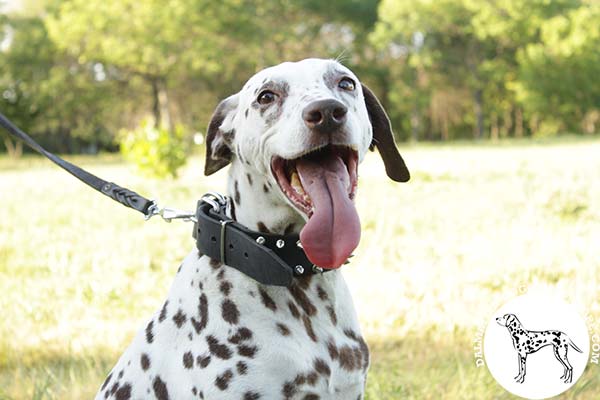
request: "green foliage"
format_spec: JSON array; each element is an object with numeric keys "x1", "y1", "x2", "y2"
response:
[
  {"x1": 119, "y1": 119, "x2": 189, "y2": 178},
  {"x1": 1, "y1": 0, "x2": 599, "y2": 160},
  {"x1": 372, "y1": 0, "x2": 599, "y2": 140}
]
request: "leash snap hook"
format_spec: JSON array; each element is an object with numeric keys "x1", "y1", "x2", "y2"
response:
[
  {"x1": 144, "y1": 201, "x2": 197, "y2": 223},
  {"x1": 159, "y1": 207, "x2": 198, "y2": 223}
]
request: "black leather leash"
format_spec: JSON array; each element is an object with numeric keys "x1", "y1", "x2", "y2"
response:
[
  {"x1": 0, "y1": 112, "x2": 157, "y2": 217},
  {"x1": 0, "y1": 112, "x2": 330, "y2": 286}
]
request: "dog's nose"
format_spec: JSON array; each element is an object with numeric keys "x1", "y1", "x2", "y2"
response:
[{"x1": 302, "y1": 99, "x2": 348, "y2": 133}]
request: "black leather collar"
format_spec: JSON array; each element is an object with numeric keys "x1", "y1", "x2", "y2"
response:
[{"x1": 193, "y1": 194, "x2": 332, "y2": 286}]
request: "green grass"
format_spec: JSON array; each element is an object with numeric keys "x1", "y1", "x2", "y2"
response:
[{"x1": 1, "y1": 137, "x2": 600, "y2": 399}]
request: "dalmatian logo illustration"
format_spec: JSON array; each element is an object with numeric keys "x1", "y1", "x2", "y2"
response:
[
  {"x1": 483, "y1": 295, "x2": 590, "y2": 400},
  {"x1": 496, "y1": 313, "x2": 583, "y2": 384}
]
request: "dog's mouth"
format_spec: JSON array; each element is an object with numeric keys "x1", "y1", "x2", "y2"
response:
[{"x1": 271, "y1": 145, "x2": 360, "y2": 269}]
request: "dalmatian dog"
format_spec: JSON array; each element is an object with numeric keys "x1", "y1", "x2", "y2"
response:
[
  {"x1": 96, "y1": 58, "x2": 409, "y2": 400},
  {"x1": 496, "y1": 313, "x2": 583, "y2": 384}
]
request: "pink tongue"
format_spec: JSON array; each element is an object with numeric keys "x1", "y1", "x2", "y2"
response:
[{"x1": 296, "y1": 155, "x2": 360, "y2": 269}]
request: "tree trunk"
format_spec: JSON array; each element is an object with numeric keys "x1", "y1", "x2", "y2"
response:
[
  {"x1": 501, "y1": 108, "x2": 512, "y2": 138},
  {"x1": 150, "y1": 78, "x2": 172, "y2": 130},
  {"x1": 410, "y1": 104, "x2": 420, "y2": 142},
  {"x1": 515, "y1": 108, "x2": 524, "y2": 138},
  {"x1": 491, "y1": 113, "x2": 499, "y2": 141},
  {"x1": 441, "y1": 117, "x2": 449, "y2": 141},
  {"x1": 151, "y1": 79, "x2": 162, "y2": 129},
  {"x1": 473, "y1": 89, "x2": 484, "y2": 139}
]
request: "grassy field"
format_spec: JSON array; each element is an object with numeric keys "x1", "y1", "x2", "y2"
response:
[{"x1": 1, "y1": 138, "x2": 599, "y2": 399}]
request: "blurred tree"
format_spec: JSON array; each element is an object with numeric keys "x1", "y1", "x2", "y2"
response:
[
  {"x1": 372, "y1": 0, "x2": 498, "y2": 140},
  {"x1": 2, "y1": 0, "x2": 598, "y2": 159},
  {"x1": 514, "y1": 1, "x2": 600, "y2": 135},
  {"x1": 0, "y1": 15, "x2": 52, "y2": 156},
  {"x1": 0, "y1": 13, "x2": 121, "y2": 155}
]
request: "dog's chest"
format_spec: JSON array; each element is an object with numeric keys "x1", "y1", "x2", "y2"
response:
[{"x1": 98, "y1": 250, "x2": 368, "y2": 400}]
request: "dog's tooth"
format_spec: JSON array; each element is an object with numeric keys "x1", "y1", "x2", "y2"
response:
[{"x1": 290, "y1": 172, "x2": 305, "y2": 195}]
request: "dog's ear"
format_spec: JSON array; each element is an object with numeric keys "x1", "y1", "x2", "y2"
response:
[
  {"x1": 361, "y1": 84, "x2": 410, "y2": 183},
  {"x1": 204, "y1": 94, "x2": 239, "y2": 176}
]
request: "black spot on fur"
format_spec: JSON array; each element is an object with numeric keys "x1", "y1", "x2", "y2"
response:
[
  {"x1": 221, "y1": 299, "x2": 240, "y2": 324},
  {"x1": 289, "y1": 284, "x2": 317, "y2": 316},
  {"x1": 306, "y1": 371, "x2": 318, "y2": 385},
  {"x1": 282, "y1": 381, "x2": 297, "y2": 399},
  {"x1": 101, "y1": 372, "x2": 113, "y2": 391},
  {"x1": 288, "y1": 301, "x2": 300, "y2": 319},
  {"x1": 215, "y1": 369, "x2": 234, "y2": 390},
  {"x1": 197, "y1": 354, "x2": 211, "y2": 368},
  {"x1": 183, "y1": 351, "x2": 194, "y2": 369},
  {"x1": 206, "y1": 335, "x2": 233, "y2": 359},
  {"x1": 277, "y1": 323, "x2": 291, "y2": 336},
  {"x1": 237, "y1": 361, "x2": 248, "y2": 375},
  {"x1": 115, "y1": 383, "x2": 132, "y2": 400},
  {"x1": 238, "y1": 344, "x2": 258, "y2": 358},
  {"x1": 338, "y1": 345, "x2": 359, "y2": 371},
  {"x1": 245, "y1": 108, "x2": 249, "y2": 118},
  {"x1": 316, "y1": 286, "x2": 328, "y2": 301},
  {"x1": 209, "y1": 258, "x2": 222, "y2": 270},
  {"x1": 314, "y1": 358, "x2": 331, "y2": 377},
  {"x1": 246, "y1": 173, "x2": 253, "y2": 185},
  {"x1": 145, "y1": 320, "x2": 154, "y2": 343},
  {"x1": 159, "y1": 301, "x2": 169, "y2": 322},
  {"x1": 303, "y1": 394, "x2": 320, "y2": 400},
  {"x1": 263, "y1": 184, "x2": 269, "y2": 193},
  {"x1": 327, "y1": 340, "x2": 339, "y2": 360},
  {"x1": 259, "y1": 288, "x2": 277, "y2": 311},
  {"x1": 191, "y1": 293, "x2": 208, "y2": 334},
  {"x1": 110, "y1": 382, "x2": 119, "y2": 395},
  {"x1": 220, "y1": 280, "x2": 233, "y2": 296},
  {"x1": 152, "y1": 376, "x2": 170, "y2": 400},
  {"x1": 217, "y1": 269, "x2": 226, "y2": 280},
  {"x1": 229, "y1": 327, "x2": 253, "y2": 344},
  {"x1": 244, "y1": 391, "x2": 261, "y2": 400},
  {"x1": 140, "y1": 353, "x2": 150, "y2": 371},
  {"x1": 172, "y1": 309, "x2": 187, "y2": 328},
  {"x1": 234, "y1": 181, "x2": 241, "y2": 205},
  {"x1": 326, "y1": 305, "x2": 337, "y2": 325},
  {"x1": 302, "y1": 315, "x2": 318, "y2": 342}
]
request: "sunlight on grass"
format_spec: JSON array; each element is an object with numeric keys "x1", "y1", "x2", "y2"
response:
[{"x1": 1, "y1": 138, "x2": 599, "y2": 399}]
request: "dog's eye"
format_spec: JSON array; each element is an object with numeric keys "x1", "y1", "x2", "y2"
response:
[
  {"x1": 257, "y1": 90, "x2": 277, "y2": 105},
  {"x1": 338, "y1": 77, "x2": 356, "y2": 91}
]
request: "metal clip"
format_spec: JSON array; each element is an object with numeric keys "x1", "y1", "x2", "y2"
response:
[
  {"x1": 159, "y1": 207, "x2": 197, "y2": 223},
  {"x1": 144, "y1": 201, "x2": 197, "y2": 223}
]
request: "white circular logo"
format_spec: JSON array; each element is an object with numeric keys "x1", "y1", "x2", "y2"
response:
[{"x1": 483, "y1": 295, "x2": 590, "y2": 399}]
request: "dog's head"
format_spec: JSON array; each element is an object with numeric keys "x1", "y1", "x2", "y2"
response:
[
  {"x1": 496, "y1": 313, "x2": 519, "y2": 328},
  {"x1": 204, "y1": 58, "x2": 409, "y2": 269}
]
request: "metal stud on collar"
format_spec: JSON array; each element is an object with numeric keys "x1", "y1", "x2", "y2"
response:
[
  {"x1": 312, "y1": 265, "x2": 324, "y2": 273},
  {"x1": 276, "y1": 239, "x2": 285, "y2": 248},
  {"x1": 256, "y1": 236, "x2": 265, "y2": 245},
  {"x1": 294, "y1": 265, "x2": 305, "y2": 274}
]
